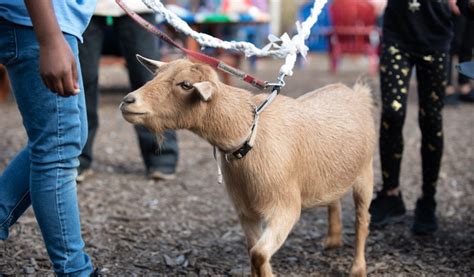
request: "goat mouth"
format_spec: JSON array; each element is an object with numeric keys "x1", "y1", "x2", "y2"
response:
[
  {"x1": 122, "y1": 111, "x2": 148, "y2": 116},
  {"x1": 122, "y1": 110, "x2": 147, "y2": 115},
  {"x1": 120, "y1": 105, "x2": 147, "y2": 116}
]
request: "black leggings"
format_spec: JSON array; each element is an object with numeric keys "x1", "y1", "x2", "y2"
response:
[{"x1": 379, "y1": 43, "x2": 448, "y2": 198}]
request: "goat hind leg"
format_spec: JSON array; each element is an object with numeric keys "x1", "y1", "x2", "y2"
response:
[
  {"x1": 350, "y1": 160, "x2": 374, "y2": 277},
  {"x1": 324, "y1": 200, "x2": 343, "y2": 249},
  {"x1": 249, "y1": 205, "x2": 301, "y2": 277}
]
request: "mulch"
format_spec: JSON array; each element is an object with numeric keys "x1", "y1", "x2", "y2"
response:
[{"x1": 1, "y1": 58, "x2": 473, "y2": 276}]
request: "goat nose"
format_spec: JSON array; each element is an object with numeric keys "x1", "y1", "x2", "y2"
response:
[{"x1": 123, "y1": 94, "x2": 136, "y2": 104}]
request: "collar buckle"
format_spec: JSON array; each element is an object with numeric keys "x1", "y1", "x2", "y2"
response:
[{"x1": 232, "y1": 141, "x2": 253, "y2": 159}]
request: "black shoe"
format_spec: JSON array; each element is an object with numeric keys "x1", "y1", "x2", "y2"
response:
[
  {"x1": 444, "y1": 93, "x2": 460, "y2": 106},
  {"x1": 369, "y1": 190, "x2": 406, "y2": 228},
  {"x1": 412, "y1": 197, "x2": 438, "y2": 235},
  {"x1": 459, "y1": 89, "x2": 474, "y2": 103},
  {"x1": 90, "y1": 267, "x2": 103, "y2": 277}
]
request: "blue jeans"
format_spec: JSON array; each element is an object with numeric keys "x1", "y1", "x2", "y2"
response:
[{"x1": 0, "y1": 20, "x2": 93, "y2": 276}]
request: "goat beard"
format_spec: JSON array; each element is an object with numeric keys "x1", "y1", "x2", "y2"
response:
[
  {"x1": 134, "y1": 121, "x2": 166, "y2": 150},
  {"x1": 155, "y1": 133, "x2": 165, "y2": 149}
]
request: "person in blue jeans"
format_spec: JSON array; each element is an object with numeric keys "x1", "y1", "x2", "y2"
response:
[
  {"x1": 77, "y1": 0, "x2": 179, "y2": 182},
  {"x1": 0, "y1": 0, "x2": 95, "y2": 275}
]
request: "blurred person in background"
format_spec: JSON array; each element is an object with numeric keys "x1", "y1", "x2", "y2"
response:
[
  {"x1": 0, "y1": 0, "x2": 96, "y2": 275},
  {"x1": 445, "y1": 0, "x2": 474, "y2": 105},
  {"x1": 369, "y1": 0, "x2": 458, "y2": 235},
  {"x1": 77, "y1": 0, "x2": 179, "y2": 182},
  {"x1": 456, "y1": 0, "x2": 474, "y2": 79}
]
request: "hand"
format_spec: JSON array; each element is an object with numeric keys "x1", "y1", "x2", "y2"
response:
[
  {"x1": 449, "y1": 0, "x2": 461, "y2": 15},
  {"x1": 39, "y1": 36, "x2": 79, "y2": 97},
  {"x1": 24, "y1": 0, "x2": 79, "y2": 97}
]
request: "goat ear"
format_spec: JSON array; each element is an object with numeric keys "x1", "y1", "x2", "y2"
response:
[
  {"x1": 193, "y1": 81, "x2": 215, "y2": 102},
  {"x1": 136, "y1": 54, "x2": 166, "y2": 73}
]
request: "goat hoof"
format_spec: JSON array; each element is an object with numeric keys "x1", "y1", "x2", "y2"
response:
[
  {"x1": 323, "y1": 236, "x2": 343, "y2": 249},
  {"x1": 350, "y1": 263, "x2": 367, "y2": 277}
]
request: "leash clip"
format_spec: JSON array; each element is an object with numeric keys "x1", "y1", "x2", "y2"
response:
[{"x1": 264, "y1": 73, "x2": 286, "y2": 89}]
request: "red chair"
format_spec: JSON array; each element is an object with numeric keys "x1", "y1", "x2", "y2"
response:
[{"x1": 328, "y1": 0, "x2": 380, "y2": 75}]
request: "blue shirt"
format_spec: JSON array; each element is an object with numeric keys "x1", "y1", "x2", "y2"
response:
[{"x1": 0, "y1": 0, "x2": 97, "y2": 41}]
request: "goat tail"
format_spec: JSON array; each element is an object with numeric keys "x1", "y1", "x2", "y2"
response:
[{"x1": 353, "y1": 77, "x2": 374, "y2": 111}]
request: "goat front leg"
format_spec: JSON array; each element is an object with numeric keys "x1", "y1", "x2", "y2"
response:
[
  {"x1": 249, "y1": 202, "x2": 301, "y2": 277},
  {"x1": 324, "y1": 200, "x2": 343, "y2": 249},
  {"x1": 350, "y1": 160, "x2": 374, "y2": 277},
  {"x1": 239, "y1": 214, "x2": 263, "y2": 253}
]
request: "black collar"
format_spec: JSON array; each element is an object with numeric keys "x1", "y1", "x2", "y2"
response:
[{"x1": 224, "y1": 85, "x2": 282, "y2": 159}]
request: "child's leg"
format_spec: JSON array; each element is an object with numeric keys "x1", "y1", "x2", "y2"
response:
[
  {"x1": 3, "y1": 24, "x2": 92, "y2": 275},
  {"x1": 379, "y1": 44, "x2": 415, "y2": 191},
  {"x1": 415, "y1": 52, "x2": 448, "y2": 199}
]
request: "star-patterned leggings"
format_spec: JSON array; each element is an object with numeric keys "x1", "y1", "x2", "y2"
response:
[{"x1": 379, "y1": 43, "x2": 448, "y2": 198}]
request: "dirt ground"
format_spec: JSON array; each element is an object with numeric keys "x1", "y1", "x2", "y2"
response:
[{"x1": 1, "y1": 55, "x2": 473, "y2": 276}]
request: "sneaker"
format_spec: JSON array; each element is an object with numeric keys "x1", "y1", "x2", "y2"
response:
[
  {"x1": 369, "y1": 189, "x2": 406, "y2": 228},
  {"x1": 411, "y1": 197, "x2": 438, "y2": 235},
  {"x1": 148, "y1": 170, "x2": 176, "y2": 181},
  {"x1": 90, "y1": 267, "x2": 103, "y2": 277},
  {"x1": 459, "y1": 89, "x2": 474, "y2": 103},
  {"x1": 76, "y1": 167, "x2": 93, "y2": 183}
]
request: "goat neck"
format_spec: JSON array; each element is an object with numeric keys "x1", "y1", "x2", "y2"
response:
[{"x1": 195, "y1": 84, "x2": 256, "y2": 153}]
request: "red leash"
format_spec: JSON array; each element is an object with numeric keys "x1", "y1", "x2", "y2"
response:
[{"x1": 115, "y1": 0, "x2": 268, "y2": 90}]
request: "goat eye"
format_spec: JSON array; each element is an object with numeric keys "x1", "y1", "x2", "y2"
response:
[{"x1": 178, "y1": 81, "x2": 193, "y2": 90}]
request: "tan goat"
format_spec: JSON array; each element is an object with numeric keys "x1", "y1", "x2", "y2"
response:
[{"x1": 120, "y1": 56, "x2": 376, "y2": 277}]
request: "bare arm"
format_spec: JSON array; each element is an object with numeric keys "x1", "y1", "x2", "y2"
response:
[{"x1": 24, "y1": 0, "x2": 79, "y2": 97}]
